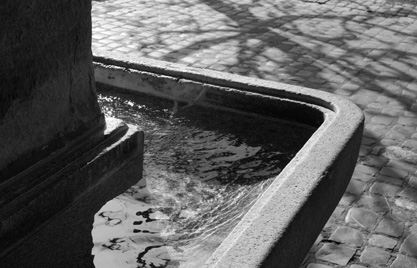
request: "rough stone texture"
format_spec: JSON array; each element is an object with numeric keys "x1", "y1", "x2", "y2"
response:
[
  {"x1": 410, "y1": 224, "x2": 417, "y2": 235},
  {"x1": 329, "y1": 226, "x2": 365, "y2": 247},
  {"x1": 375, "y1": 219, "x2": 404, "y2": 238},
  {"x1": 409, "y1": 176, "x2": 417, "y2": 188},
  {"x1": 346, "y1": 180, "x2": 368, "y2": 196},
  {"x1": 354, "y1": 165, "x2": 379, "y2": 177},
  {"x1": 370, "y1": 182, "x2": 401, "y2": 197},
  {"x1": 387, "y1": 159, "x2": 415, "y2": 173},
  {"x1": 394, "y1": 198, "x2": 417, "y2": 210},
  {"x1": 345, "y1": 207, "x2": 379, "y2": 230},
  {"x1": 399, "y1": 234, "x2": 417, "y2": 257},
  {"x1": 391, "y1": 207, "x2": 414, "y2": 222},
  {"x1": 376, "y1": 174, "x2": 403, "y2": 186},
  {"x1": 380, "y1": 167, "x2": 409, "y2": 179},
  {"x1": 399, "y1": 187, "x2": 417, "y2": 202},
  {"x1": 390, "y1": 254, "x2": 417, "y2": 268},
  {"x1": 361, "y1": 155, "x2": 387, "y2": 168},
  {"x1": 339, "y1": 194, "x2": 356, "y2": 206},
  {"x1": 368, "y1": 234, "x2": 397, "y2": 249},
  {"x1": 357, "y1": 195, "x2": 390, "y2": 213},
  {"x1": 315, "y1": 244, "x2": 356, "y2": 266},
  {"x1": 359, "y1": 247, "x2": 391, "y2": 266},
  {"x1": 0, "y1": 0, "x2": 102, "y2": 177}
]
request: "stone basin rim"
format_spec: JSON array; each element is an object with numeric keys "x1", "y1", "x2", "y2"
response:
[
  {"x1": 93, "y1": 50, "x2": 364, "y2": 268},
  {"x1": 93, "y1": 50, "x2": 360, "y2": 118}
]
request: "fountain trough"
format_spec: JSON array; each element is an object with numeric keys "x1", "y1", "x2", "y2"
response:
[{"x1": 92, "y1": 51, "x2": 364, "y2": 268}]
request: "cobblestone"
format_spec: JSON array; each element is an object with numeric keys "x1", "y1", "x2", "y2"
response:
[
  {"x1": 398, "y1": 116, "x2": 417, "y2": 126},
  {"x1": 315, "y1": 243, "x2": 356, "y2": 266},
  {"x1": 391, "y1": 207, "x2": 414, "y2": 222},
  {"x1": 370, "y1": 182, "x2": 401, "y2": 197},
  {"x1": 399, "y1": 187, "x2": 417, "y2": 202},
  {"x1": 395, "y1": 198, "x2": 417, "y2": 210},
  {"x1": 357, "y1": 194, "x2": 390, "y2": 213},
  {"x1": 387, "y1": 159, "x2": 416, "y2": 173},
  {"x1": 339, "y1": 194, "x2": 356, "y2": 207},
  {"x1": 380, "y1": 166, "x2": 409, "y2": 179},
  {"x1": 91, "y1": 0, "x2": 417, "y2": 267},
  {"x1": 371, "y1": 115, "x2": 395, "y2": 126},
  {"x1": 400, "y1": 234, "x2": 417, "y2": 257},
  {"x1": 404, "y1": 139, "x2": 417, "y2": 151},
  {"x1": 329, "y1": 226, "x2": 365, "y2": 247},
  {"x1": 354, "y1": 164, "x2": 379, "y2": 177},
  {"x1": 361, "y1": 155, "x2": 387, "y2": 168},
  {"x1": 411, "y1": 224, "x2": 417, "y2": 235},
  {"x1": 369, "y1": 234, "x2": 398, "y2": 249},
  {"x1": 375, "y1": 218, "x2": 404, "y2": 238},
  {"x1": 359, "y1": 246, "x2": 391, "y2": 266},
  {"x1": 346, "y1": 180, "x2": 368, "y2": 196},
  {"x1": 390, "y1": 254, "x2": 417, "y2": 268},
  {"x1": 375, "y1": 174, "x2": 403, "y2": 186},
  {"x1": 345, "y1": 207, "x2": 379, "y2": 230}
]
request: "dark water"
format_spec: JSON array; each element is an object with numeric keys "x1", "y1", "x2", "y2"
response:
[{"x1": 92, "y1": 84, "x2": 314, "y2": 268}]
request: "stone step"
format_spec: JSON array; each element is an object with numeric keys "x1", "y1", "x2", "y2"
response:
[{"x1": 0, "y1": 117, "x2": 144, "y2": 261}]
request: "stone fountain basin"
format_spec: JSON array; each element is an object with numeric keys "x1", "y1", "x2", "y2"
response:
[{"x1": 93, "y1": 51, "x2": 364, "y2": 268}]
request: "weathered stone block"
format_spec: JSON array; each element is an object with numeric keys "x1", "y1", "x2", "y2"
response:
[
  {"x1": 315, "y1": 243, "x2": 356, "y2": 266},
  {"x1": 400, "y1": 234, "x2": 417, "y2": 257},
  {"x1": 369, "y1": 234, "x2": 397, "y2": 249},
  {"x1": 359, "y1": 246, "x2": 391, "y2": 266},
  {"x1": 345, "y1": 207, "x2": 379, "y2": 229},
  {"x1": 357, "y1": 194, "x2": 390, "y2": 213},
  {"x1": 375, "y1": 218, "x2": 404, "y2": 238},
  {"x1": 370, "y1": 182, "x2": 401, "y2": 197},
  {"x1": 390, "y1": 254, "x2": 417, "y2": 268},
  {"x1": 329, "y1": 226, "x2": 365, "y2": 247}
]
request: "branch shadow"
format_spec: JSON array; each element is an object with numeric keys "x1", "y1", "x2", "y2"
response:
[{"x1": 103, "y1": 0, "x2": 417, "y2": 113}]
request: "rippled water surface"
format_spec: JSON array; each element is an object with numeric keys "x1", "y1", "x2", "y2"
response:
[{"x1": 92, "y1": 85, "x2": 315, "y2": 268}]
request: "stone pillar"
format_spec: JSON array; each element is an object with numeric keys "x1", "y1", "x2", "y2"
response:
[
  {"x1": 0, "y1": 0, "x2": 103, "y2": 180},
  {"x1": 0, "y1": 1, "x2": 144, "y2": 265}
]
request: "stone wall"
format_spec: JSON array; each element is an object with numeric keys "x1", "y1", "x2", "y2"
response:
[{"x1": 0, "y1": 0, "x2": 102, "y2": 178}]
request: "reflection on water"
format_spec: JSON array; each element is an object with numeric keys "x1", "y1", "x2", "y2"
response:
[{"x1": 92, "y1": 86, "x2": 314, "y2": 268}]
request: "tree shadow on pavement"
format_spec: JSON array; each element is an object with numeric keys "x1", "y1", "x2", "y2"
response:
[{"x1": 125, "y1": 0, "x2": 417, "y2": 111}]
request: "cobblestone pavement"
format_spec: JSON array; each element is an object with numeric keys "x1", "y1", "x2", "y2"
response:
[{"x1": 92, "y1": 0, "x2": 417, "y2": 267}]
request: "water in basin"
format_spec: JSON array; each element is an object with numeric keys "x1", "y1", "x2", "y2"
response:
[{"x1": 92, "y1": 84, "x2": 315, "y2": 268}]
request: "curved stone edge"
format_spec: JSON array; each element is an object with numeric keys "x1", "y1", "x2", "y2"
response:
[
  {"x1": 93, "y1": 50, "x2": 364, "y2": 268},
  {"x1": 205, "y1": 113, "x2": 364, "y2": 268}
]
